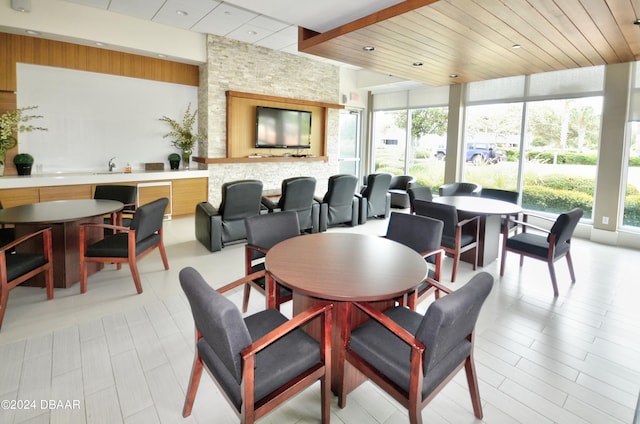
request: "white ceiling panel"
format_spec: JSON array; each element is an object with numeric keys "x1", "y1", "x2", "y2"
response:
[
  {"x1": 153, "y1": 0, "x2": 219, "y2": 29},
  {"x1": 108, "y1": 0, "x2": 166, "y2": 20},
  {"x1": 190, "y1": 3, "x2": 258, "y2": 36}
]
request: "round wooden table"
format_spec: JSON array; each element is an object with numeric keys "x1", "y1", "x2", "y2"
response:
[
  {"x1": 0, "y1": 199, "x2": 124, "y2": 288},
  {"x1": 433, "y1": 196, "x2": 521, "y2": 266},
  {"x1": 266, "y1": 232, "x2": 428, "y2": 397}
]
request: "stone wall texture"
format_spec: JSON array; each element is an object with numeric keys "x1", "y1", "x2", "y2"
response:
[{"x1": 200, "y1": 34, "x2": 341, "y2": 205}]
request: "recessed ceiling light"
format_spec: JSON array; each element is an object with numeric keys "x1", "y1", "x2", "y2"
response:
[
  {"x1": 176, "y1": 10, "x2": 188, "y2": 16},
  {"x1": 449, "y1": 74, "x2": 458, "y2": 78},
  {"x1": 512, "y1": 44, "x2": 521, "y2": 49},
  {"x1": 362, "y1": 46, "x2": 375, "y2": 52},
  {"x1": 95, "y1": 42, "x2": 106, "y2": 47},
  {"x1": 412, "y1": 62, "x2": 423, "y2": 67},
  {"x1": 157, "y1": 54, "x2": 167, "y2": 58},
  {"x1": 25, "y1": 30, "x2": 40, "y2": 35},
  {"x1": 247, "y1": 30, "x2": 258, "y2": 36}
]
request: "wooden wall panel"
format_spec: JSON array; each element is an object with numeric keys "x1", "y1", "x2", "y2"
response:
[
  {"x1": 0, "y1": 32, "x2": 199, "y2": 93},
  {"x1": 173, "y1": 178, "x2": 208, "y2": 217}
]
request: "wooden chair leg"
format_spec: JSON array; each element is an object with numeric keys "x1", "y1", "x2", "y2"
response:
[
  {"x1": 158, "y1": 242, "x2": 169, "y2": 270},
  {"x1": 547, "y1": 261, "x2": 559, "y2": 297},
  {"x1": 242, "y1": 284, "x2": 251, "y2": 313},
  {"x1": 0, "y1": 285, "x2": 8, "y2": 330},
  {"x1": 80, "y1": 258, "x2": 88, "y2": 294},
  {"x1": 464, "y1": 357, "x2": 483, "y2": 419},
  {"x1": 321, "y1": 373, "x2": 330, "y2": 424},
  {"x1": 566, "y1": 252, "x2": 576, "y2": 283},
  {"x1": 451, "y1": 253, "x2": 460, "y2": 283},
  {"x1": 408, "y1": 405, "x2": 423, "y2": 424},
  {"x1": 45, "y1": 266, "x2": 54, "y2": 300},
  {"x1": 182, "y1": 354, "x2": 203, "y2": 417},
  {"x1": 128, "y1": 260, "x2": 144, "y2": 294}
]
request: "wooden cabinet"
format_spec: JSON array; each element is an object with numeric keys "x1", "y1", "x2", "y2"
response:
[
  {"x1": 173, "y1": 178, "x2": 208, "y2": 216},
  {"x1": 0, "y1": 187, "x2": 39, "y2": 208},
  {"x1": 0, "y1": 176, "x2": 207, "y2": 218}
]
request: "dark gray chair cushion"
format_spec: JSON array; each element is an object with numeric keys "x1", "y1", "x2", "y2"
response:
[
  {"x1": 349, "y1": 272, "x2": 493, "y2": 400},
  {"x1": 195, "y1": 180, "x2": 264, "y2": 252},
  {"x1": 262, "y1": 177, "x2": 320, "y2": 233},
  {"x1": 439, "y1": 182, "x2": 481, "y2": 197},
  {"x1": 179, "y1": 267, "x2": 321, "y2": 411},
  {"x1": 388, "y1": 175, "x2": 416, "y2": 208},
  {"x1": 359, "y1": 173, "x2": 392, "y2": 223},
  {"x1": 86, "y1": 197, "x2": 167, "y2": 258},
  {"x1": 318, "y1": 174, "x2": 359, "y2": 229}
]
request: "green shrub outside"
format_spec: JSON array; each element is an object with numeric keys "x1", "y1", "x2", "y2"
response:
[
  {"x1": 522, "y1": 185, "x2": 593, "y2": 217},
  {"x1": 624, "y1": 195, "x2": 640, "y2": 226}
]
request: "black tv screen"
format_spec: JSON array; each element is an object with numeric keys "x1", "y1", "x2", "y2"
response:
[{"x1": 255, "y1": 106, "x2": 312, "y2": 149}]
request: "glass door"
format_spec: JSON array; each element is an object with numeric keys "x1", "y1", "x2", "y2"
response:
[{"x1": 339, "y1": 109, "x2": 361, "y2": 176}]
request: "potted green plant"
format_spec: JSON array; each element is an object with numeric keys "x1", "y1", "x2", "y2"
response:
[
  {"x1": 159, "y1": 103, "x2": 206, "y2": 170},
  {"x1": 0, "y1": 106, "x2": 46, "y2": 176},
  {"x1": 13, "y1": 153, "x2": 34, "y2": 175},
  {"x1": 168, "y1": 152, "x2": 181, "y2": 170}
]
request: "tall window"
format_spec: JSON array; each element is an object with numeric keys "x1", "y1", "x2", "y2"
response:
[
  {"x1": 372, "y1": 110, "x2": 407, "y2": 175},
  {"x1": 623, "y1": 63, "x2": 640, "y2": 229},
  {"x1": 463, "y1": 67, "x2": 604, "y2": 218}
]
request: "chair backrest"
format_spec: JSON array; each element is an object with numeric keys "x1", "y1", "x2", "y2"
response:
[
  {"x1": 245, "y1": 210, "x2": 300, "y2": 260},
  {"x1": 94, "y1": 185, "x2": 137, "y2": 210},
  {"x1": 548, "y1": 208, "x2": 583, "y2": 247},
  {"x1": 480, "y1": 188, "x2": 519, "y2": 204},
  {"x1": 179, "y1": 267, "x2": 250, "y2": 383},
  {"x1": 218, "y1": 179, "x2": 263, "y2": 220},
  {"x1": 416, "y1": 271, "x2": 493, "y2": 376},
  {"x1": 413, "y1": 200, "x2": 458, "y2": 238},
  {"x1": 385, "y1": 212, "x2": 443, "y2": 263},
  {"x1": 439, "y1": 182, "x2": 481, "y2": 197},
  {"x1": 130, "y1": 197, "x2": 168, "y2": 242},
  {"x1": 361, "y1": 173, "x2": 392, "y2": 200},
  {"x1": 407, "y1": 186, "x2": 433, "y2": 205},
  {"x1": 323, "y1": 174, "x2": 358, "y2": 206},
  {"x1": 278, "y1": 177, "x2": 317, "y2": 211},
  {"x1": 389, "y1": 175, "x2": 415, "y2": 190}
]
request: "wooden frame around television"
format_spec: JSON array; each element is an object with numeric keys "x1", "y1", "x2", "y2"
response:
[{"x1": 201, "y1": 91, "x2": 342, "y2": 164}]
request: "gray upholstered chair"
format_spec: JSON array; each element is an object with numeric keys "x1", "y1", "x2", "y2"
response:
[
  {"x1": 243, "y1": 211, "x2": 300, "y2": 312},
  {"x1": 384, "y1": 212, "x2": 445, "y2": 309},
  {"x1": 79, "y1": 197, "x2": 169, "y2": 294},
  {"x1": 438, "y1": 182, "x2": 481, "y2": 197},
  {"x1": 388, "y1": 175, "x2": 417, "y2": 208},
  {"x1": 94, "y1": 184, "x2": 137, "y2": 229},
  {"x1": 407, "y1": 186, "x2": 433, "y2": 214},
  {"x1": 179, "y1": 266, "x2": 332, "y2": 424},
  {"x1": 339, "y1": 272, "x2": 494, "y2": 424},
  {"x1": 500, "y1": 208, "x2": 583, "y2": 296},
  {"x1": 261, "y1": 176, "x2": 321, "y2": 233},
  {"x1": 413, "y1": 199, "x2": 479, "y2": 282},
  {"x1": 480, "y1": 188, "x2": 520, "y2": 233},
  {"x1": 0, "y1": 227, "x2": 53, "y2": 331},
  {"x1": 195, "y1": 180, "x2": 264, "y2": 252},
  {"x1": 317, "y1": 174, "x2": 360, "y2": 230},
  {"x1": 359, "y1": 173, "x2": 392, "y2": 224}
]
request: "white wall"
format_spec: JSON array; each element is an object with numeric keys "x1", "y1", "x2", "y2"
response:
[{"x1": 17, "y1": 63, "x2": 197, "y2": 173}]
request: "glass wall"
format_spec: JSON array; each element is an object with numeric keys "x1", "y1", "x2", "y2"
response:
[{"x1": 462, "y1": 67, "x2": 604, "y2": 219}]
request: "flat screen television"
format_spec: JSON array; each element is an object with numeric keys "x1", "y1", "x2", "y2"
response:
[{"x1": 255, "y1": 106, "x2": 312, "y2": 149}]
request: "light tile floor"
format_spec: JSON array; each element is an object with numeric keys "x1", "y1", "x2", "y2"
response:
[{"x1": 0, "y1": 214, "x2": 639, "y2": 423}]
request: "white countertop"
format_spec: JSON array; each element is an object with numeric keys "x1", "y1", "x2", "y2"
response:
[{"x1": 0, "y1": 169, "x2": 209, "y2": 189}]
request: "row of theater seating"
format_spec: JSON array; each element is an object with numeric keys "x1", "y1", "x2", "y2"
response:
[{"x1": 195, "y1": 173, "x2": 397, "y2": 252}]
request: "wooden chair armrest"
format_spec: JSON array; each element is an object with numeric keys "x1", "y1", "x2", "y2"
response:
[
  {"x1": 351, "y1": 302, "x2": 425, "y2": 352},
  {"x1": 425, "y1": 279, "x2": 452, "y2": 295},
  {"x1": 80, "y1": 222, "x2": 130, "y2": 233},
  {"x1": 0, "y1": 227, "x2": 52, "y2": 253},
  {"x1": 421, "y1": 248, "x2": 444, "y2": 262},
  {"x1": 241, "y1": 303, "x2": 333, "y2": 356},
  {"x1": 216, "y1": 270, "x2": 268, "y2": 294},
  {"x1": 522, "y1": 212, "x2": 556, "y2": 223},
  {"x1": 506, "y1": 217, "x2": 550, "y2": 234},
  {"x1": 457, "y1": 215, "x2": 480, "y2": 228},
  {"x1": 245, "y1": 244, "x2": 269, "y2": 256}
]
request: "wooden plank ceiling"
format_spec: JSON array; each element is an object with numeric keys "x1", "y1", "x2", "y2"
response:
[{"x1": 298, "y1": 0, "x2": 640, "y2": 86}]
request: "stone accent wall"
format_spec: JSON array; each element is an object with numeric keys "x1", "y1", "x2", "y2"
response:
[{"x1": 200, "y1": 34, "x2": 341, "y2": 205}]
